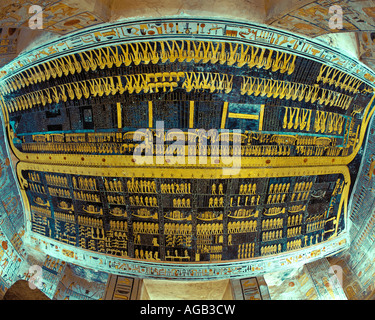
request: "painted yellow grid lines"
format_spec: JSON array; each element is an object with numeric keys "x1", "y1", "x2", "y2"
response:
[
  {"x1": 259, "y1": 104, "x2": 265, "y2": 131},
  {"x1": 148, "y1": 101, "x2": 153, "y2": 128},
  {"x1": 189, "y1": 101, "x2": 194, "y2": 128},
  {"x1": 116, "y1": 102, "x2": 122, "y2": 129},
  {"x1": 221, "y1": 102, "x2": 228, "y2": 129},
  {"x1": 228, "y1": 113, "x2": 259, "y2": 120}
]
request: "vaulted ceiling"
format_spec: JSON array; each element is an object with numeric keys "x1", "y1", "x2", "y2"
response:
[
  {"x1": 0, "y1": 0, "x2": 375, "y2": 300},
  {"x1": 0, "y1": 0, "x2": 374, "y2": 70}
]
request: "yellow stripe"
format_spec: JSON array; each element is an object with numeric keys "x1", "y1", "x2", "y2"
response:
[
  {"x1": 221, "y1": 102, "x2": 228, "y2": 129},
  {"x1": 189, "y1": 101, "x2": 194, "y2": 128},
  {"x1": 228, "y1": 112, "x2": 259, "y2": 120},
  {"x1": 18, "y1": 161, "x2": 350, "y2": 183},
  {"x1": 259, "y1": 104, "x2": 265, "y2": 131},
  {"x1": 116, "y1": 102, "x2": 122, "y2": 129},
  {"x1": 148, "y1": 101, "x2": 153, "y2": 128}
]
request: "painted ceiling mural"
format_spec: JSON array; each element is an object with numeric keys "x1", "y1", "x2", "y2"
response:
[
  {"x1": 267, "y1": 0, "x2": 375, "y2": 71},
  {"x1": 0, "y1": 1, "x2": 374, "y2": 301},
  {"x1": 0, "y1": 101, "x2": 25, "y2": 297},
  {"x1": 0, "y1": 0, "x2": 375, "y2": 72}
]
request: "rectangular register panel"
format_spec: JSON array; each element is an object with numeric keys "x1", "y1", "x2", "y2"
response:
[{"x1": 17, "y1": 163, "x2": 349, "y2": 263}]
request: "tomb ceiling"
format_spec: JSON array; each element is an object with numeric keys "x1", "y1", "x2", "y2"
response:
[{"x1": 0, "y1": 0, "x2": 374, "y2": 300}]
